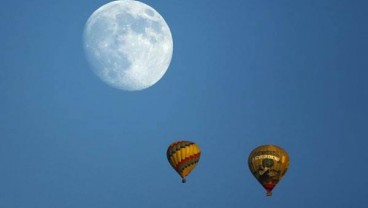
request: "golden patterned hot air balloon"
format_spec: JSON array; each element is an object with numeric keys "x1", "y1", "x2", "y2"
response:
[
  {"x1": 248, "y1": 144, "x2": 290, "y2": 196},
  {"x1": 167, "y1": 141, "x2": 201, "y2": 183}
]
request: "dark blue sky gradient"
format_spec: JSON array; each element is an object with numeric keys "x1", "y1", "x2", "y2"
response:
[{"x1": 1, "y1": 0, "x2": 367, "y2": 207}]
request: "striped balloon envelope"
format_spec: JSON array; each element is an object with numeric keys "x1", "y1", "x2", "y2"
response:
[{"x1": 166, "y1": 141, "x2": 201, "y2": 183}]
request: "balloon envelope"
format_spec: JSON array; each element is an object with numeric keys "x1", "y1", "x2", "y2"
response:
[
  {"x1": 167, "y1": 141, "x2": 201, "y2": 183},
  {"x1": 248, "y1": 144, "x2": 290, "y2": 196}
]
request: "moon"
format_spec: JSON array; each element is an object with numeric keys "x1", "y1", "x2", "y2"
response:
[{"x1": 83, "y1": 0, "x2": 173, "y2": 91}]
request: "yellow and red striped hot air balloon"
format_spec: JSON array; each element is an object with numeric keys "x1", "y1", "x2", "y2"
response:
[{"x1": 167, "y1": 141, "x2": 201, "y2": 183}]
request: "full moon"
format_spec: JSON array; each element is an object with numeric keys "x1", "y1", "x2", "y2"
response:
[{"x1": 83, "y1": 0, "x2": 173, "y2": 91}]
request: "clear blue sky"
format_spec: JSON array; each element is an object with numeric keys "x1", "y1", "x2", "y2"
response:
[{"x1": 1, "y1": 0, "x2": 367, "y2": 207}]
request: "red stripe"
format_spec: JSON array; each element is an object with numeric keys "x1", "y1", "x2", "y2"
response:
[{"x1": 176, "y1": 153, "x2": 201, "y2": 168}]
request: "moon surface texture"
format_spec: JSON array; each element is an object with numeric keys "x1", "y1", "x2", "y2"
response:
[{"x1": 84, "y1": 0, "x2": 173, "y2": 91}]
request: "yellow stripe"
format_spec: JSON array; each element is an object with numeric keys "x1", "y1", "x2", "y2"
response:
[
  {"x1": 186, "y1": 145, "x2": 190, "y2": 159},
  {"x1": 175, "y1": 150, "x2": 181, "y2": 167},
  {"x1": 172, "y1": 152, "x2": 178, "y2": 167},
  {"x1": 179, "y1": 147, "x2": 185, "y2": 165},
  {"x1": 193, "y1": 145, "x2": 200, "y2": 155},
  {"x1": 170, "y1": 155, "x2": 176, "y2": 167}
]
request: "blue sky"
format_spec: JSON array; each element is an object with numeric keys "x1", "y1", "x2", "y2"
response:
[{"x1": 1, "y1": 0, "x2": 367, "y2": 207}]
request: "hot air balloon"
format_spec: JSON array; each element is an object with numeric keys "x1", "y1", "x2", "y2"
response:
[
  {"x1": 167, "y1": 141, "x2": 201, "y2": 183},
  {"x1": 248, "y1": 144, "x2": 290, "y2": 196}
]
